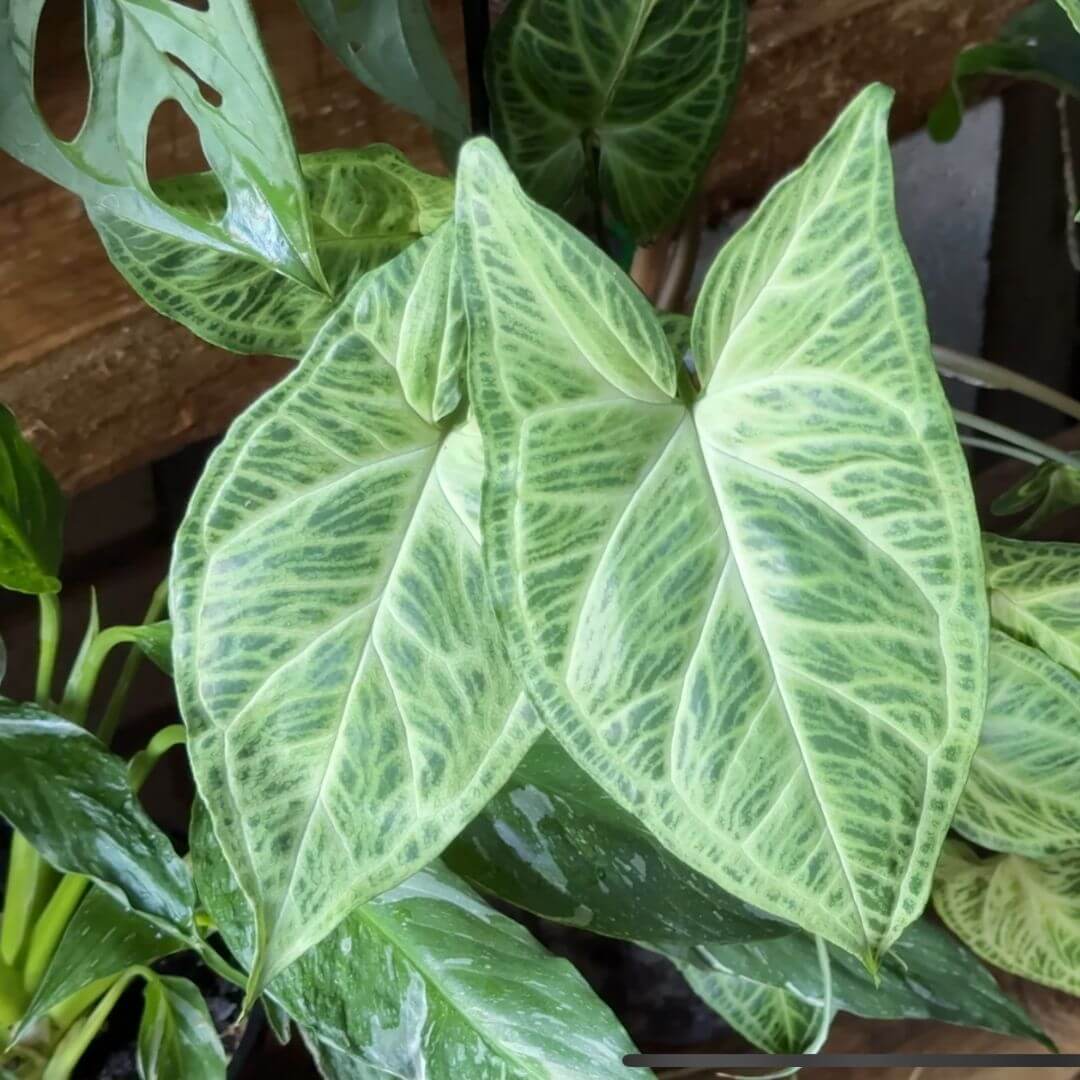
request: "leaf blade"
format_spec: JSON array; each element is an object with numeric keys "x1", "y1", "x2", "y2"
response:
[{"x1": 137, "y1": 974, "x2": 226, "y2": 1080}]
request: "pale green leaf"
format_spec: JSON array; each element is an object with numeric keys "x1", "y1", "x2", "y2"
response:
[
  {"x1": 297, "y1": 0, "x2": 468, "y2": 152},
  {"x1": 459, "y1": 86, "x2": 986, "y2": 966},
  {"x1": 0, "y1": 407, "x2": 63, "y2": 595},
  {"x1": 954, "y1": 630, "x2": 1080, "y2": 857},
  {"x1": 487, "y1": 0, "x2": 746, "y2": 241},
  {"x1": 934, "y1": 839, "x2": 1080, "y2": 998},
  {"x1": 0, "y1": 0, "x2": 324, "y2": 290},
  {"x1": 191, "y1": 807, "x2": 642, "y2": 1079},
  {"x1": 90, "y1": 148, "x2": 452, "y2": 359},
  {"x1": 173, "y1": 234, "x2": 538, "y2": 998},
  {"x1": 985, "y1": 534, "x2": 1080, "y2": 677},
  {"x1": 137, "y1": 974, "x2": 226, "y2": 1080},
  {"x1": 1059, "y1": 0, "x2": 1080, "y2": 34},
  {"x1": 991, "y1": 457, "x2": 1080, "y2": 536}
]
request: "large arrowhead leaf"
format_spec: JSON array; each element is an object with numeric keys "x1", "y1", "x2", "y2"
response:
[
  {"x1": 173, "y1": 232, "x2": 538, "y2": 997},
  {"x1": 985, "y1": 535, "x2": 1080, "y2": 676},
  {"x1": 0, "y1": 703, "x2": 195, "y2": 938},
  {"x1": 0, "y1": 407, "x2": 63, "y2": 595},
  {"x1": 90, "y1": 149, "x2": 452, "y2": 359},
  {"x1": 190, "y1": 807, "x2": 642, "y2": 1079},
  {"x1": 486, "y1": 0, "x2": 746, "y2": 241},
  {"x1": 934, "y1": 839, "x2": 1080, "y2": 998},
  {"x1": 954, "y1": 630, "x2": 1080, "y2": 857},
  {"x1": 446, "y1": 732, "x2": 789, "y2": 948},
  {"x1": 137, "y1": 975, "x2": 226, "y2": 1080},
  {"x1": 460, "y1": 86, "x2": 986, "y2": 966},
  {"x1": 0, "y1": 0, "x2": 323, "y2": 290}
]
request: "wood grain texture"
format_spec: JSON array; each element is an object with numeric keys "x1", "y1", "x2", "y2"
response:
[{"x1": 0, "y1": 0, "x2": 1026, "y2": 491}]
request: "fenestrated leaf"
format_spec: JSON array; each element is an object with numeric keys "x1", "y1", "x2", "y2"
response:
[
  {"x1": 0, "y1": 0, "x2": 324, "y2": 290},
  {"x1": 984, "y1": 534, "x2": 1080, "y2": 677},
  {"x1": 991, "y1": 458, "x2": 1080, "y2": 536},
  {"x1": 460, "y1": 86, "x2": 986, "y2": 966},
  {"x1": 15, "y1": 888, "x2": 182, "y2": 1041},
  {"x1": 487, "y1": 0, "x2": 746, "y2": 241},
  {"x1": 191, "y1": 806, "x2": 642, "y2": 1079},
  {"x1": 0, "y1": 407, "x2": 63, "y2": 595},
  {"x1": 137, "y1": 974, "x2": 226, "y2": 1080},
  {"x1": 954, "y1": 630, "x2": 1080, "y2": 857},
  {"x1": 90, "y1": 148, "x2": 453, "y2": 359},
  {"x1": 446, "y1": 732, "x2": 790, "y2": 948},
  {"x1": 296, "y1": 0, "x2": 468, "y2": 153},
  {"x1": 0, "y1": 702, "x2": 195, "y2": 938},
  {"x1": 934, "y1": 839, "x2": 1080, "y2": 998},
  {"x1": 173, "y1": 232, "x2": 538, "y2": 999}
]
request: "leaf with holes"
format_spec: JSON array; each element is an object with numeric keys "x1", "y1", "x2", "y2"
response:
[
  {"x1": 487, "y1": 0, "x2": 746, "y2": 241},
  {"x1": 172, "y1": 230, "x2": 538, "y2": 999},
  {"x1": 91, "y1": 148, "x2": 452, "y2": 358},
  {"x1": 460, "y1": 86, "x2": 986, "y2": 967},
  {"x1": 1, "y1": 0, "x2": 323, "y2": 289},
  {"x1": 985, "y1": 535, "x2": 1080, "y2": 677},
  {"x1": 934, "y1": 840, "x2": 1080, "y2": 998},
  {"x1": 137, "y1": 974, "x2": 226, "y2": 1080}
]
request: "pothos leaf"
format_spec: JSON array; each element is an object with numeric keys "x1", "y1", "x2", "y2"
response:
[
  {"x1": 173, "y1": 230, "x2": 538, "y2": 999},
  {"x1": 90, "y1": 148, "x2": 453, "y2": 359},
  {"x1": 487, "y1": 0, "x2": 746, "y2": 241},
  {"x1": 190, "y1": 806, "x2": 642, "y2": 1079},
  {"x1": 459, "y1": 86, "x2": 986, "y2": 967},
  {"x1": 991, "y1": 458, "x2": 1080, "y2": 536},
  {"x1": 0, "y1": 0, "x2": 324, "y2": 290},
  {"x1": 984, "y1": 534, "x2": 1080, "y2": 677},
  {"x1": 954, "y1": 630, "x2": 1080, "y2": 857},
  {"x1": 0, "y1": 407, "x2": 63, "y2": 595},
  {"x1": 137, "y1": 974, "x2": 226, "y2": 1080},
  {"x1": 296, "y1": 0, "x2": 468, "y2": 153},
  {"x1": 934, "y1": 839, "x2": 1080, "y2": 998}
]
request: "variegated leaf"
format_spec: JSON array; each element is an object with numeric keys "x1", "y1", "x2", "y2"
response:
[
  {"x1": 173, "y1": 233, "x2": 538, "y2": 998},
  {"x1": 954, "y1": 630, "x2": 1080, "y2": 856},
  {"x1": 459, "y1": 86, "x2": 986, "y2": 966},
  {"x1": 991, "y1": 458, "x2": 1080, "y2": 536},
  {"x1": 487, "y1": 0, "x2": 746, "y2": 241},
  {"x1": 91, "y1": 148, "x2": 452, "y2": 359},
  {"x1": 934, "y1": 840, "x2": 1080, "y2": 997}
]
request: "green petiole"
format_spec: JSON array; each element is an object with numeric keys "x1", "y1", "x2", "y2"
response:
[{"x1": 21, "y1": 876, "x2": 88, "y2": 995}]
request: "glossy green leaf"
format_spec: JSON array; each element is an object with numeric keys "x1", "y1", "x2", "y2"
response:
[
  {"x1": 991, "y1": 458, "x2": 1080, "y2": 536},
  {"x1": 91, "y1": 148, "x2": 452, "y2": 359},
  {"x1": 934, "y1": 839, "x2": 1080, "y2": 998},
  {"x1": 446, "y1": 732, "x2": 789, "y2": 948},
  {"x1": 984, "y1": 534, "x2": 1080, "y2": 677},
  {"x1": 0, "y1": 702, "x2": 195, "y2": 938},
  {"x1": 137, "y1": 974, "x2": 226, "y2": 1080},
  {"x1": 460, "y1": 86, "x2": 986, "y2": 966},
  {"x1": 929, "y1": 0, "x2": 1080, "y2": 141},
  {"x1": 0, "y1": 0, "x2": 324, "y2": 290},
  {"x1": 191, "y1": 807, "x2": 642, "y2": 1079},
  {"x1": 0, "y1": 407, "x2": 63, "y2": 595},
  {"x1": 296, "y1": 0, "x2": 467, "y2": 153},
  {"x1": 16, "y1": 889, "x2": 181, "y2": 1041},
  {"x1": 301, "y1": 1031, "x2": 391, "y2": 1080},
  {"x1": 128, "y1": 621, "x2": 173, "y2": 677},
  {"x1": 487, "y1": 0, "x2": 746, "y2": 241},
  {"x1": 173, "y1": 233, "x2": 538, "y2": 998},
  {"x1": 954, "y1": 630, "x2": 1080, "y2": 856}
]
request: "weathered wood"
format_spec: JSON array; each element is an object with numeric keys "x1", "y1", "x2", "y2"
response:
[{"x1": 0, "y1": 0, "x2": 1027, "y2": 491}]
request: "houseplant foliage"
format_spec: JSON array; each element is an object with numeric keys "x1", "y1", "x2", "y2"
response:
[{"x1": 6, "y1": 0, "x2": 1080, "y2": 1073}]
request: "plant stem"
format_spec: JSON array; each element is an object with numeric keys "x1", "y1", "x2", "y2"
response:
[
  {"x1": 958, "y1": 435, "x2": 1044, "y2": 466},
  {"x1": 952, "y1": 409, "x2": 1080, "y2": 469},
  {"x1": 22, "y1": 876, "x2": 87, "y2": 995},
  {"x1": 1, "y1": 836, "x2": 42, "y2": 968},
  {"x1": 35, "y1": 594, "x2": 60, "y2": 707},
  {"x1": 0, "y1": 955, "x2": 27, "y2": 1029},
  {"x1": 47, "y1": 975, "x2": 114, "y2": 1037},
  {"x1": 656, "y1": 200, "x2": 703, "y2": 313},
  {"x1": 128, "y1": 725, "x2": 186, "y2": 793}
]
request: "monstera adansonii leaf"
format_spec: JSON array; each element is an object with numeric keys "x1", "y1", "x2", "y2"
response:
[
  {"x1": 459, "y1": 84, "x2": 987, "y2": 968},
  {"x1": 90, "y1": 148, "x2": 452, "y2": 358},
  {"x1": 172, "y1": 228, "x2": 539, "y2": 999},
  {"x1": 0, "y1": 0, "x2": 323, "y2": 289},
  {"x1": 487, "y1": 0, "x2": 746, "y2": 241}
]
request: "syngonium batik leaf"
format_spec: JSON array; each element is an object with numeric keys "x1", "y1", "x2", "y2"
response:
[
  {"x1": 0, "y1": 0, "x2": 323, "y2": 290},
  {"x1": 172, "y1": 230, "x2": 538, "y2": 999},
  {"x1": 934, "y1": 840, "x2": 1080, "y2": 998},
  {"x1": 487, "y1": 0, "x2": 746, "y2": 241},
  {"x1": 984, "y1": 534, "x2": 1080, "y2": 677},
  {"x1": 460, "y1": 85, "x2": 986, "y2": 967},
  {"x1": 191, "y1": 806, "x2": 642, "y2": 1079},
  {"x1": 954, "y1": 630, "x2": 1080, "y2": 857},
  {"x1": 91, "y1": 148, "x2": 453, "y2": 359}
]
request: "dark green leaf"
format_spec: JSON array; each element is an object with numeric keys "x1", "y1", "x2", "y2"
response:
[
  {"x1": 90, "y1": 149, "x2": 453, "y2": 358},
  {"x1": 137, "y1": 974, "x2": 226, "y2": 1080},
  {"x1": 0, "y1": 407, "x2": 63, "y2": 595},
  {"x1": 127, "y1": 622, "x2": 173, "y2": 677},
  {"x1": 991, "y1": 458, "x2": 1080, "y2": 536},
  {"x1": 0, "y1": 703, "x2": 195, "y2": 938}
]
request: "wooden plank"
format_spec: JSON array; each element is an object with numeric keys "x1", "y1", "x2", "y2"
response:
[{"x1": 0, "y1": 0, "x2": 1027, "y2": 491}]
